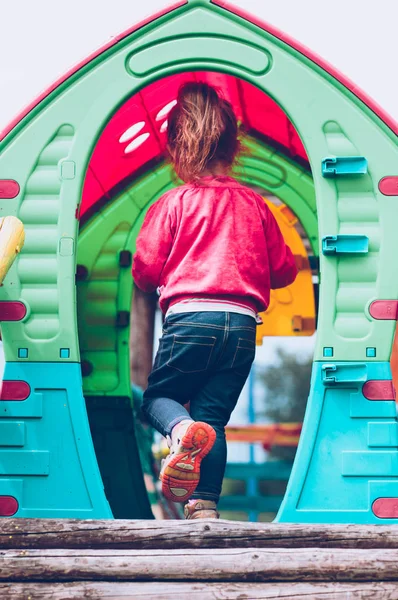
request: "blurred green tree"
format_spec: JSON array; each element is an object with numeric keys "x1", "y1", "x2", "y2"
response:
[{"x1": 257, "y1": 347, "x2": 313, "y2": 459}]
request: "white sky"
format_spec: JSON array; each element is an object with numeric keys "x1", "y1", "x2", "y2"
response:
[{"x1": 1, "y1": 0, "x2": 398, "y2": 129}]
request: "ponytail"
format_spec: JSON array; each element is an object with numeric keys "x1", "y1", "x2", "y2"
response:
[{"x1": 167, "y1": 82, "x2": 240, "y2": 182}]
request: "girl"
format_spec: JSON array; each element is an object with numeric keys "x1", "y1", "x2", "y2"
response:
[{"x1": 133, "y1": 82, "x2": 297, "y2": 520}]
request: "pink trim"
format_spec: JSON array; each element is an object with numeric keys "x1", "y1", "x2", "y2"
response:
[
  {"x1": 0, "y1": 180, "x2": 20, "y2": 199},
  {"x1": 369, "y1": 300, "x2": 398, "y2": 321},
  {"x1": 0, "y1": 1, "x2": 187, "y2": 142},
  {"x1": 379, "y1": 177, "x2": 398, "y2": 196},
  {"x1": 373, "y1": 498, "x2": 398, "y2": 519},
  {"x1": 0, "y1": 381, "x2": 31, "y2": 401},
  {"x1": 362, "y1": 380, "x2": 396, "y2": 401},
  {"x1": 0, "y1": 301, "x2": 27, "y2": 322},
  {"x1": 0, "y1": 496, "x2": 19, "y2": 517},
  {"x1": 212, "y1": 0, "x2": 398, "y2": 136}
]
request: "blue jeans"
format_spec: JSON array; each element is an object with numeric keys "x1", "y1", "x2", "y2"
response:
[{"x1": 143, "y1": 311, "x2": 256, "y2": 503}]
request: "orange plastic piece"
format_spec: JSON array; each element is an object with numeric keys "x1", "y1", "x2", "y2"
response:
[
  {"x1": 256, "y1": 198, "x2": 316, "y2": 344},
  {"x1": 225, "y1": 423, "x2": 302, "y2": 447}
]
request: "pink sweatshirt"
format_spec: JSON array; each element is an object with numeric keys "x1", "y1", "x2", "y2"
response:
[{"x1": 133, "y1": 176, "x2": 298, "y2": 314}]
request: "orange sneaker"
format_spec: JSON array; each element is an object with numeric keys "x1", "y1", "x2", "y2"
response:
[{"x1": 160, "y1": 421, "x2": 216, "y2": 503}]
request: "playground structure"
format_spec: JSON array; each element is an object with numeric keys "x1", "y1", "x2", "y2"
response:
[{"x1": 0, "y1": 0, "x2": 398, "y2": 525}]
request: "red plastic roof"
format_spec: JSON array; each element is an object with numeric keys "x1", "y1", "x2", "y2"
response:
[{"x1": 82, "y1": 72, "x2": 308, "y2": 217}]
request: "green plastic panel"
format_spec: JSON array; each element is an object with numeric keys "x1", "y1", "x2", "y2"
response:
[
  {"x1": 77, "y1": 138, "x2": 315, "y2": 397},
  {"x1": 0, "y1": 0, "x2": 396, "y2": 366},
  {"x1": 0, "y1": 125, "x2": 79, "y2": 362}
]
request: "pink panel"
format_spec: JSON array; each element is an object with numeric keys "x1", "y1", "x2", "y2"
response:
[
  {"x1": 0, "y1": 381, "x2": 31, "y2": 401},
  {"x1": 369, "y1": 300, "x2": 398, "y2": 320},
  {"x1": 82, "y1": 73, "x2": 310, "y2": 216},
  {"x1": 240, "y1": 81, "x2": 291, "y2": 149},
  {"x1": 139, "y1": 72, "x2": 244, "y2": 155},
  {"x1": 0, "y1": 496, "x2": 18, "y2": 517},
  {"x1": 140, "y1": 73, "x2": 194, "y2": 149},
  {"x1": 362, "y1": 380, "x2": 396, "y2": 401},
  {"x1": 373, "y1": 498, "x2": 398, "y2": 519},
  {"x1": 80, "y1": 167, "x2": 110, "y2": 217},
  {"x1": 379, "y1": 177, "x2": 398, "y2": 196},
  {"x1": 0, "y1": 302, "x2": 27, "y2": 321},
  {"x1": 197, "y1": 72, "x2": 243, "y2": 121},
  {"x1": 0, "y1": 180, "x2": 20, "y2": 199},
  {"x1": 81, "y1": 93, "x2": 161, "y2": 217}
]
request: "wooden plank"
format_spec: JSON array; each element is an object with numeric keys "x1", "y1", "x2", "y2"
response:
[
  {"x1": 2, "y1": 519, "x2": 398, "y2": 550},
  {"x1": 2, "y1": 547, "x2": 398, "y2": 582},
  {"x1": 0, "y1": 581, "x2": 397, "y2": 599}
]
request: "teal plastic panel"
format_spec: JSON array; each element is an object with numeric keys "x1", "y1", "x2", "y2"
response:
[
  {"x1": 368, "y1": 422, "x2": 398, "y2": 447},
  {"x1": 0, "y1": 423, "x2": 25, "y2": 447},
  {"x1": 277, "y1": 361, "x2": 398, "y2": 524},
  {"x1": 0, "y1": 362, "x2": 112, "y2": 518}
]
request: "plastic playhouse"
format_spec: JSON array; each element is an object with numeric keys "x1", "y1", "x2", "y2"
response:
[{"x1": 0, "y1": 0, "x2": 397, "y2": 523}]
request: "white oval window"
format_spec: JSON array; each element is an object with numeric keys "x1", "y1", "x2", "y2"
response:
[
  {"x1": 155, "y1": 100, "x2": 177, "y2": 121},
  {"x1": 124, "y1": 132, "x2": 150, "y2": 154},
  {"x1": 119, "y1": 121, "x2": 146, "y2": 143}
]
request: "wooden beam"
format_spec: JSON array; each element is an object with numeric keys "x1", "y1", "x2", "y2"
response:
[
  {"x1": 0, "y1": 581, "x2": 396, "y2": 599},
  {"x1": 2, "y1": 547, "x2": 398, "y2": 582},
  {"x1": 3, "y1": 519, "x2": 398, "y2": 550}
]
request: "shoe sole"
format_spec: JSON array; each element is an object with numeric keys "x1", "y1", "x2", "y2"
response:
[{"x1": 160, "y1": 421, "x2": 216, "y2": 503}]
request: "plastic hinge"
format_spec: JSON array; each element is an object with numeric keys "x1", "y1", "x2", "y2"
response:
[
  {"x1": 322, "y1": 363, "x2": 367, "y2": 385},
  {"x1": 322, "y1": 156, "x2": 368, "y2": 177},
  {"x1": 322, "y1": 235, "x2": 369, "y2": 256}
]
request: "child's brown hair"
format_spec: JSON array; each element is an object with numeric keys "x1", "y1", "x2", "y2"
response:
[{"x1": 167, "y1": 81, "x2": 240, "y2": 182}]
